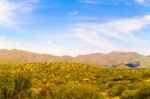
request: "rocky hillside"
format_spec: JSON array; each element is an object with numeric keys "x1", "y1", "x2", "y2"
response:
[{"x1": 0, "y1": 49, "x2": 150, "y2": 68}]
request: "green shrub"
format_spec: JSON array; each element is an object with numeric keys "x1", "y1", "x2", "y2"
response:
[
  {"x1": 142, "y1": 72, "x2": 150, "y2": 78},
  {"x1": 0, "y1": 74, "x2": 15, "y2": 99},
  {"x1": 0, "y1": 63, "x2": 149, "y2": 98},
  {"x1": 25, "y1": 88, "x2": 41, "y2": 99},
  {"x1": 121, "y1": 90, "x2": 139, "y2": 99},
  {"x1": 0, "y1": 71, "x2": 31, "y2": 99},
  {"x1": 121, "y1": 84, "x2": 150, "y2": 99},
  {"x1": 14, "y1": 72, "x2": 31, "y2": 93},
  {"x1": 136, "y1": 84, "x2": 150, "y2": 99},
  {"x1": 58, "y1": 82, "x2": 104, "y2": 99},
  {"x1": 109, "y1": 84, "x2": 125, "y2": 97}
]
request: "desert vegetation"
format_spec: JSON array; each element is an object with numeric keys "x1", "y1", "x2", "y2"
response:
[{"x1": 0, "y1": 62, "x2": 149, "y2": 99}]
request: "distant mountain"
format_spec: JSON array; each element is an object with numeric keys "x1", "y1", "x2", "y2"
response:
[
  {"x1": 0, "y1": 49, "x2": 73, "y2": 64},
  {"x1": 0, "y1": 49, "x2": 150, "y2": 68},
  {"x1": 74, "y1": 51, "x2": 150, "y2": 68},
  {"x1": 113, "y1": 63, "x2": 129, "y2": 69}
]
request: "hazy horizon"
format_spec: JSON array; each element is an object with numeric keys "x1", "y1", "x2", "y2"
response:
[
  {"x1": 0, "y1": 48, "x2": 149, "y2": 57},
  {"x1": 0, "y1": 0, "x2": 150, "y2": 56}
]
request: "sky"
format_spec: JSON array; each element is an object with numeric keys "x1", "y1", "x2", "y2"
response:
[{"x1": 0, "y1": 0, "x2": 150, "y2": 56}]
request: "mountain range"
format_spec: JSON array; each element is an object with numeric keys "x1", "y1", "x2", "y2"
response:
[{"x1": 0, "y1": 49, "x2": 150, "y2": 68}]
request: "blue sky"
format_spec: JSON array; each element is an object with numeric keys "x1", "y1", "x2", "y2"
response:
[{"x1": 0, "y1": 0, "x2": 150, "y2": 56}]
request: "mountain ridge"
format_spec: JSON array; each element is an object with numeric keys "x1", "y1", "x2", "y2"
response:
[{"x1": 0, "y1": 49, "x2": 150, "y2": 68}]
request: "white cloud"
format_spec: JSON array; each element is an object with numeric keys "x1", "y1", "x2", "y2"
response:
[
  {"x1": 135, "y1": 0, "x2": 150, "y2": 5},
  {"x1": 81, "y1": 0, "x2": 150, "y2": 5},
  {"x1": 74, "y1": 15, "x2": 150, "y2": 39},
  {"x1": 71, "y1": 15, "x2": 150, "y2": 54},
  {"x1": 1, "y1": 15, "x2": 150, "y2": 56},
  {"x1": 135, "y1": 0, "x2": 145, "y2": 4},
  {"x1": 0, "y1": 36, "x2": 87, "y2": 56},
  {"x1": 80, "y1": 0, "x2": 97, "y2": 4},
  {"x1": 0, "y1": 0, "x2": 38, "y2": 28},
  {"x1": 7, "y1": 15, "x2": 150, "y2": 56},
  {"x1": 0, "y1": 36, "x2": 22, "y2": 49},
  {"x1": 39, "y1": 15, "x2": 150, "y2": 56},
  {"x1": 76, "y1": 15, "x2": 150, "y2": 35},
  {"x1": 68, "y1": 11, "x2": 79, "y2": 16}
]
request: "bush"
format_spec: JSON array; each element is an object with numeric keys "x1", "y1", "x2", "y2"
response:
[
  {"x1": 109, "y1": 84, "x2": 125, "y2": 97},
  {"x1": 0, "y1": 74, "x2": 15, "y2": 99},
  {"x1": 0, "y1": 63, "x2": 150, "y2": 98},
  {"x1": 121, "y1": 90, "x2": 139, "y2": 99},
  {"x1": 121, "y1": 84, "x2": 150, "y2": 99},
  {"x1": 0, "y1": 71, "x2": 31, "y2": 99},
  {"x1": 136, "y1": 84, "x2": 150, "y2": 99},
  {"x1": 58, "y1": 82, "x2": 104, "y2": 99},
  {"x1": 142, "y1": 72, "x2": 150, "y2": 78},
  {"x1": 25, "y1": 88, "x2": 41, "y2": 99}
]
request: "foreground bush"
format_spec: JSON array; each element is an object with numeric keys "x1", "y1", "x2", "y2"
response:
[
  {"x1": 0, "y1": 72, "x2": 31, "y2": 99},
  {"x1": 0, "y1": 62, "x2": 149, "y2": 99},
  {"x1": 57, "y1": 82, "x2": 104, "y2": 99}
]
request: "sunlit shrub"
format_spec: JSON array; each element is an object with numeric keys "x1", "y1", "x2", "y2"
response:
[
  {"x1": 109, "y1": 84, "x2": 125, "y2": 97},
  {"x1": 58, "y1": 82, "x2": 104, "y2": 99},
  {"x1": 121, "y1": 90, "x2": 139, "y2": 99},
  {"x1": 0, "y1": 74, "x2": 15, "y2": 99},
  {"x1": 0, "y1": 63, "x2": 149, "y2": 98}
]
